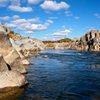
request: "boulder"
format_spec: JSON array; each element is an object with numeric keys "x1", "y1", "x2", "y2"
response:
[
  {"x1": 10, "y1": 58, "x2": 27, "y2": 74},
  {"x1": 0, "y1": 54, "x2": 10, "y2": 72},
  {"x1": 4, "y1": 49, "x2": 26, "y2": 74},
  {"x1": 0, "y1": 70, "x2": 26, "y2": 89},
  {"x1": 4, "y1": 49, "x2": 19, "y2": 65},
  {"x1": 0, "y1": 54, "x2": 26, "y2": 89},
  {"x1": 43, "y1": 55, "x2": 48, "y2": 58}
]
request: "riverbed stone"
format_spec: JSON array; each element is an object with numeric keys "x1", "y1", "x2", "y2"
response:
[
  {"x1": 0, "y1": 54, "x2": 26, "y2": 89},
  {"x1": 0, "y1": 70, "x2": 26, "y2": 89}
]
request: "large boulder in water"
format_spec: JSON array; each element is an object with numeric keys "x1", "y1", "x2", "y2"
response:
[
  {"x1": 10, "y1": 58, "x2": 27, "y2": 73},
  {"x1": 0, "y1": 54, "x2": 26, "y2": 89},
  {"x1": 0, "y1": 70, "x2": 26, "y2": 89}
]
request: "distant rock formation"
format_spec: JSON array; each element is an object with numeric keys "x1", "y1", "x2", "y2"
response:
[
  {"x1": 70, "y1": 30, "x2": 100, "y2": 51},
  {"x1": 43, "y1": 38, "x2": 72, "y2": 49},
  {"x1": 44, "y1": 30, "x2": 100, "y2": 52}
]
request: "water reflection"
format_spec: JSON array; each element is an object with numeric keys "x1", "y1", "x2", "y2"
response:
[
  {"x1": 89, "y1": 64, "x2": 100, "y2": 69},
  {"x1": 0, "y1": 87, "x2": 25, "y2": 100}
]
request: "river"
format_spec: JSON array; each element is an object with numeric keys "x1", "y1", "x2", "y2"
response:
[{"x1": 1, "y1": 50, "x2": 100, "y2": 100}]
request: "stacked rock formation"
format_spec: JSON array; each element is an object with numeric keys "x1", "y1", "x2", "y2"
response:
[{"x1": 71, "y1": 30, "x2": 100, "y2": 51}]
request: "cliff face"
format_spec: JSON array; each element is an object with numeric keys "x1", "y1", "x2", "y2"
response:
[{"x1": 71, "y1": 30, "x2": 100, "y2": 51}]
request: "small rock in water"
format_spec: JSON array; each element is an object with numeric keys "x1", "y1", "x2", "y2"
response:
[{"x1": 43, "y1": 55, "x2": 48, "y2": 58}]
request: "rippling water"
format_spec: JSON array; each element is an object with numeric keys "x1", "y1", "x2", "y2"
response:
[{"x1": 1, "y1": 50, "x2": 100, "y2": 100}]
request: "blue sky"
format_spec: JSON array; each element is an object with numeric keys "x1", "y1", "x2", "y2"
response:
[{"x1": 0, "y1": 0, "x2": 100, "y2": 40}]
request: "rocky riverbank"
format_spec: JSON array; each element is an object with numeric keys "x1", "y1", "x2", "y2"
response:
[
  {"x1": 0, "y1": 24, "x2": 99, "y2": 89},
  {"x1": 0, "y1": 24, "x2": 45, "y2": 89},
  {"x1": 43, "y1": 30, "x2": 100, "y2": 52}
]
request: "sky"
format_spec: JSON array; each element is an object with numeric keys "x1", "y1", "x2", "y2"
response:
[{"x1": 0, "y1": 0, "x2": 100, "y2": 40}]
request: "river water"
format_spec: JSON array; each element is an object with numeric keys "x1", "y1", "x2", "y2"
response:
[{"x1": 1, "y1": 50, "x2": 100, "y2": 100}]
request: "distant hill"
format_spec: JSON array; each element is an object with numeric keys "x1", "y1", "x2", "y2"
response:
[{"x1": 43, "y1": 38, "x2": 73, "y2": 43}]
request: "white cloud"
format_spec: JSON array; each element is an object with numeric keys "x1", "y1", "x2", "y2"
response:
[
  {"x1": 52, "y1": 29, "x2": 71, "y2": 36},
  {"x1": 48, "y1": 17, "x2": 58, "y2": 20},
  {"x1": 0, "y1": 0, "x2": 8, "y2": 7},
  {"x1": 12, "y1": 15, "x2": 20, "y2": 20},
  {"x1": 0, "y1": 16, "x2": 10, "y2": 21},
  {"x1": 8, "y1": 5, "x2": 32, "y2": 12},
  {"x1": 0, "y1": 0, "x2": 33, "y2": 12},
  {"x1": 6, "y1": 23, "x2": 17, "y2": 28},
  {"x1": 11, "y1": 18, "x2": 27, "y2": 24},
  {"x1": 5, "y1": 16, "x2": 53, "y2": 33},
  {"x1": 65, "y1": 11, "x2": 73, "y2": 16},
  {"x1": 28, "y1": 0, "x2": 41, "y2": 4},
  {"x1": 11, "y1": 17, "x2": 41, "y2": 24},
  {"x1": 26, "y1": 31, "x2": 33, "y2": 34},
  {"x1": 44, "y1": 28, "x2": 71, "y2": 40},
  {"x1": 94, "y1": 13, "x2": 100, "y2": 18},
  {"x1": 47, "y1": 19, "x2": 53, "y2": 24},
  {"x1": 10, "y1": 0, "x2": 20, "y2": 6},
  {"x1": 74, "y1": 16, "x2": 80, "y2": 19},
  {"x1": 40, "y1": 1, "x2": 70, "y2": 11},
  {"x1": 62, "y1": 25, "x2": 66, "y2": 28},
  {"x1": 65, "y1": 11, "x2": 80, "y2": 20},
  {"x1": 28, "y1": 17, "x2": 40, "y2": 23}
]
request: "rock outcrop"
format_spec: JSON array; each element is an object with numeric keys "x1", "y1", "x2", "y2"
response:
[
  {"x1": 44, "y1": 30, "x2": 100, "y2": 52},
  {"x1": 0, "y1": 28, "x2": 26, "y2": 73},
  {"x1": 0, "y1": 70, "x2": 26, "y2": 89},
  {"x1": 0, "y1": 24, "x2": 27, "y2": 89},
  {"x1": 8, "y1": 29, "x2": 45, "y2": 58},
  {"x1": 0, "y1": 54, "x2": 26, "y2": 89},
  {"x1": 70, "y1": 30, "x2": 100, "y2": 51},
  {"x1": 12, "y1": 38, "x2": 45, "y2": 57},
  {"x1": 0, "y1": 23, "x2": 45, "y2": 89}
]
